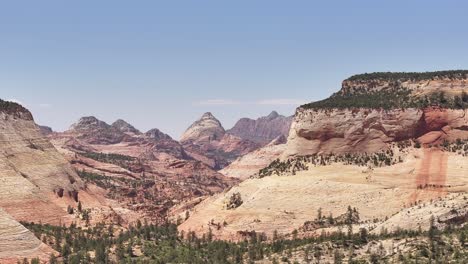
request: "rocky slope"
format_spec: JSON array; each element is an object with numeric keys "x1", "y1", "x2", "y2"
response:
[
  {"x1": 38, "y1": 125, "x2": 53, "y2": 136},
  {"x1": 227, "y1": 111, "x2": 293, "y2": 145},
  {"x1": 0, "y1": 100, "x2": 88, "y2": 262},
  {"x1": 220, "y1": 135, "x2": 287, "y2": 180},
  {"x1": 285, "y1": 71, "x2": 468, "y2": 157},
  {"x1": 180, "y1": 112, "x2": 260, "y2": 169},
  {"x1": 0, "y1": 101, "x2": 85, "y2": 223},
  {"x1": 0, "y1": 209, "x2": 56, "y2": 264}
]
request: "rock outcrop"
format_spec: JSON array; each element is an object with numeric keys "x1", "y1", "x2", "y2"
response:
[
  {"x1": 285, "y1": 71, "x2": 468, "y2": 157},
  {"x1": 227, "y1": 111, "x2": 293, "y2": 145}
]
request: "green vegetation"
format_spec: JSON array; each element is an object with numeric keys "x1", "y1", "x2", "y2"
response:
[
  {"x1": 77, "y1": 170, "x2": 155, "y2": 202},
  {"x1": 0, "y1": 98, "x2": 31, "y2": 117},
  {"x1": 301, "y1": 71, "x2": 468, "y2": 110},
  {"x1": 442, "y1": 138, "x2": 468, "y2": 156},
  {"x1": 346, "y1": 70, "x2": 468, "y2": 82},
  {"x1": 23, "y1": 221, "x2": 250, "y2": 264},
  {"x1": 226, "y1": 192, "x2": 243, "y2": 210},
  {"x1": 81, "y1": 152, "x2": 135, "y2": 162},
  {"x1": 80, "y1": 152, "x2": 145, "y2": 173},
  {"x1": 21, "y1": 206, "x2": 468, "y2": 263},
  {"x1": 259, "y1": 149, "x2": 400, "y2": 177},
  {"x1": 302, "y1": 88, "x2": 468, "y2": 110}
]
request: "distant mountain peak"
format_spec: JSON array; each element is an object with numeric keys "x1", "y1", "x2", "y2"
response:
[
  {"x1": 202, "y1": 112, "x2": 214, "y2": 117},
  {"x1": 227, "y1": 112, "x2": 293, "y2": 145},
  {"x1": 180, "y1": 112, "x2": 225, "y2": 143},
  {"x1": 145, "y1": 128, "x2": 173, "y2": 141},
  {"x1": 266, "y1": 111, "x2": 280, "y2": 120},
  {"x1": 112, "y1": 119, "x2": 140, "y2": 134},
  {"x1": 69, "y1": 116, "x2": 110, "y2": 131}
]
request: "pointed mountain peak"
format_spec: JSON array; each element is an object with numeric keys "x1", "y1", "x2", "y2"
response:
[
  {"x1": 180, "y1": 112, "x2": 225, "y2": 143},
  {"x1": 69, "y1": 116, "x2": 110, "y2": 131},
  {"x1": 112, "y1": 119, "x2": 140, "y2": 134},
  {"x1": 196, "y1": 112, "x2": 222, "y2": 126},
  {"x1": 201, "y1": 112, "x2": 216, "y2": 119},
  {"x1": 266, "y1": 111, "x2": 280, "y2": 120},
  {"x1": 145, "y1": 128, "x2": 172, "y2": 141}
]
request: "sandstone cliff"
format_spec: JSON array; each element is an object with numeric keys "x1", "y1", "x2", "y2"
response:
[
  {"x1": 285, "y1": 71, "x2": 468, "y2": 157},
  {"x1": 0, "y1": 209, "x2": 56, "y2": 264},
  {"x1": 0, "y1": 100, "x2": 85, "y2": 262}
]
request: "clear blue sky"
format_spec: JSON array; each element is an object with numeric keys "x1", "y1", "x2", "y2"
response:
[{"x1": 1, "y1": 1, "x2": 468, "y2": 138}]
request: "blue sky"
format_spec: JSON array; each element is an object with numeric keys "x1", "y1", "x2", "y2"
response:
[{"x1": 1, "y1": 1, "x2": 468, "y2": 138}]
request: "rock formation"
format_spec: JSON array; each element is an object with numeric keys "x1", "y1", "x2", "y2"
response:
[
  {"x1": 285, "y1": 71, "x2": 468, "y2": 157},
  {"x1": 227, "y1": 111, "x2": 293, "y2": 145}
]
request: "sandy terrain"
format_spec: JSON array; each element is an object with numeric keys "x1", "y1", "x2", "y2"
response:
[{"x1": 179, "y1": 148, "x2": 468, "y2": 240}]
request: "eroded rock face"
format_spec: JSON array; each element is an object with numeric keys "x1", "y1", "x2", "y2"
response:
[
  {"x1": 284, "y1": 75, "x2": 468, "y2": 157},
  {"x1": 227, "y1": 111, "x2": 293, "y2": 145},
  {"x1": 0, "y1": 110, "x2": 84, "y2": 219},
  {"x1": 284, "y1": 108, "x2": 418, "y2": 156},
  {"x1": 0, "y1": 103, "x2": 86, "y2": 262},
  {"x1": 285, "y1": 107, "x2": 468, "y2": 157}
]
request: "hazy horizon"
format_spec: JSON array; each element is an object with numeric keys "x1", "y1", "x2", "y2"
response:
[{"x1": 2, "y1": 0, "x2": 468, "y2": 137}]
